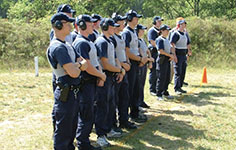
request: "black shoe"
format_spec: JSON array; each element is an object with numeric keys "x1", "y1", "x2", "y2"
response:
[
  {"x1": 183, "y1": 82, "x2": 188, "y2": 86},
  {"x1": 131, "y1": 115, "x2": 147, "y2": 123},
  {"x1": 140, "y1": 102, "x2": 150, "y2": 109},
  {"x1": 119, "y1": 121, "x2": 137, "y2": 129},
  {"x1": 179, "y1": 88, "x2": 187, "y2": 93},
  {"x1": 113, "y1": 126, "x2": 123, "y2": 133}
]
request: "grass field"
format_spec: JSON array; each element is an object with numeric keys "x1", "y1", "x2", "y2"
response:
[{"x1": 0, "y1": 67, "x2": 236, "y2": 150}]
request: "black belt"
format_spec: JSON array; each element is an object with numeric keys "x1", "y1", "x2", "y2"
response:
[
  {"x1": 103, "y1": 70, "x2": 117, "y2": 77},
  {"x1": 56, "y1": 82, "x2": 82, "y2": 91},
  {"x1": 176, "y1": 49, "x2": 187, "y2": 56}
]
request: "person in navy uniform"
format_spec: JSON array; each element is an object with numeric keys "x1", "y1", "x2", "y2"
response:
[
  {"x1": 88, "y1": 14, "x2": 102, "y2": 42},
  {"x1": 110, "y1": 13, "x2": 137, "y2": 130},
  {"x1": 94, "y1": 18, "x2": 125, "y2": 147},
  {"x1": 72, "y1": 14, "x2": 106, "y2": 150},
  {"x1": 170, "y1": 19, "x2": 191, "y2": 95},
  {"x1": 49, "y1": 4, "x2": 76, "y2": 45},
  {"x1": 49, "y1": 3, "x2": 76, "y2": 138},
  {"x1": 135, "y1": 24, "x2": 154, "y2": 108},
  {"x1": 147, "y1": 16, "x2": 164, "y2": 96},
  {"x1": 46, "y1": 13, "x2": 88, "y2": 150},
  {"x1": 122, "y1": 10, "x2": 148, "y2": 123},
  {"x1": 71, "y1": 17, "x2": 80, "y2": 43},
  {"x1": 156, "y1": 24, "x2": 176, "y2": 100}
]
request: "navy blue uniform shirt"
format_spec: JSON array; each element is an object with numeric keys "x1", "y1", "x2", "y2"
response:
[
  {"x1": 156, "y1": 38, "x2": 165, "y2": 50},
  {"x1": 148, "y1": 27, "x2": 160, "y2": 49},
  {"x1": 48, "y1": 38, "x2": 81, "y2": 85},
  {"x1": 73, "y1": 35, "x2": 98, "y2": 80},
  {"x1": 122, "y1": 27, "x2": 134, "y2": 48}
]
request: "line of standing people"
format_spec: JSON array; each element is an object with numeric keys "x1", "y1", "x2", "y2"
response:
[{"x1": 46, "y1": 4, "x2": 191, "y2": 150}]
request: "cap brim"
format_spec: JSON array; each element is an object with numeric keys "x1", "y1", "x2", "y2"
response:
[
  {"x1": 137, "y1": 14, "x2": 143, "y2": 18},
  {"x1": 68, "y1": 18, "x2": 75, "y2": 23},
  {"x1": 142, "y1": 27, "x2": 147, "y2": 30},
  {"x1": 113, "y1": 23, "x2": 120, "y2": 27},
  {"x1": 118, "y1": 16, "x2": 127, "y2": 21},
  {"x1": 90, "y1": 18, "x2": 98, "y2": 22}
]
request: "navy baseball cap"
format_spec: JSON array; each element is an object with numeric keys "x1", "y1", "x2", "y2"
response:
[
  {"x1": 100, "y1": 18, "x2": 120, "y2": 27},
  {"x1": 153, "y1": 16, "x2": 164, "y2": 23},
  {"x1": 135, "y1": 24, "x2": 147, "y2": 30},
  {"x1": 159, "y1": 24, "x2": 171, "y2": 31},
  {"x1": 51, "y1": 12, "x2": 75, "y2": 24},
  {"x1": 57, "y1": 4, "x2": 75, "y2": 14},
  {"x1": 126, "y1": 10, "x2": 142, "y2": 18},
  {"x1": 77, "y1": 14, "x2": 97, "y2": 23},
  {"x1": 91, "y1": 14, "x2": 102, "y2": 22},
  {"x1": 112, "y1": 13, "x2": 127, "y2": 22}
]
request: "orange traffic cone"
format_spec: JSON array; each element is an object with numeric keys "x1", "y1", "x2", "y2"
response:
[{"x1": 201, "y1": 67, "x2": 207, "y2": 84}]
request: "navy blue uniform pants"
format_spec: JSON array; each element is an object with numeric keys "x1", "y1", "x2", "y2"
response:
[
  {"x1": 174, "y1": 55, "x2": 187, "y2": 91},
  {"x1": 156, "y1": 57, "x2": 171, "y2": 97},
  {"x1": 138, "y1": 65, "x2": 147, "y2": 105},
  {"x1": 149, "y1": 49, "x2": 158, "y2": 93},
  {"x1": 53, "y1": 87, "x2": 79, "y2": 150},
  {"x1": 114, "y1": 74, "x2": 130, "y2": 125},
  {"x1": 127, "y1": 60, "x2": 140, "y2": 118},
  {"x1": 76, "y1": 83, "x2": 96, "y2": 149},
  {"x1": 95, "y1": 76, "x2": 115, "y2": 136}
]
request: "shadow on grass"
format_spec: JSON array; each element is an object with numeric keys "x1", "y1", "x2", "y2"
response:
[
  {"x1": 174, "y1": 91, "x2": 234, "y2": 106},
  {"x1": 105, "y1": 115, "x2": 207, "y2": 150},
  {"x1": 191, "y1": 85, "x2": 232, "y2": 90}
]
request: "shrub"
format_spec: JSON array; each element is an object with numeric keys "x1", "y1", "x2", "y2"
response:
[{"x1": 0, "y1": 16, "x2": 236, "y2": 69}]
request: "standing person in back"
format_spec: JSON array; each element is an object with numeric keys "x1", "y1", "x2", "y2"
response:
[
  {"x1": 156, "y1": 24, "x2": 176, "y2": 101},
  {"x1": 110, "y1": 13, "x2": 137, "y2": 130},
  {"x1": 135, "y1": 24, "x2": 154, "y2": 108},
  {"x1": 94, "y1": 18, "x2": 125, "y2": 147},
  {"x1": 147, "y1": 16, "x2": 164, "y2": 96},
  {"x1": 88, "y1": 14, "x2": 102, "y2": 42},
  {"x1": 122, "y1": 10, "x2": 148, "y2": 123},
  {"x1": 72, "y1": 14, "x2": 106, "y2": 150},
  {"x1": 49, "y1": 4, "x2": 76, "y2": 45},
  {"x1": 170, "y1": 19, "x2": 192, "y2": 95}
]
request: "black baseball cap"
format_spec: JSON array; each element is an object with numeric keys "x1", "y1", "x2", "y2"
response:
[
  {"x1": 100, "y1": 18, "x2": 120, "y2": 27},
  {"x1": 51, "y1": 12, "x2": 75, "y2": 24},
  {"x1": 112, "y1": 13, "x2": 127, "y2": 22},
  {"x1": 159, "y1": 24, "x2": 171, "y2": 31},
  {"x1": 91, "y1": 14, "x2": 102, "y2": 22},
  {"x1": 135, "y1": 24, "x2": 147, "y2": 30},
  {"x1": 77, "y1": 14, "x2": 97, "y2": 23},
  {"x1": 153, "y1": 16, "x2": 164, "y2": 23},
  {"x1": 57, "y1": 4, "x2": 76, "y2": 14},
  {"x1": 126, "y1": 10, "x2": 142, "y2": 18}
]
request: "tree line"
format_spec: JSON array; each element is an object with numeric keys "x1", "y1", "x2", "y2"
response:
[{"x1": 1, "y1": 0, "x2": 236, "y2": 22}]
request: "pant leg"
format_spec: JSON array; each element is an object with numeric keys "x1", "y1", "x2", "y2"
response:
[
  {"x1": 53, "y1": 88, "x2": 78, "y2": 150},
  {"x1": 180, "y1": 58, "x2": 187, "y2": 87},
  {"x1": 149, "y1": 51, "x2": 157, "y2": 93},
  {"x1": 138, "y1": 65, "x2": 147, "y2": 105},
  {"x1": 163, "y1": 61, "x2": 171, "y2": 93},
  {"x1": 156, "y1": 59, "x2": 168, "y2": 97},
  {"x1": 52, "y1": 73, "x2": 57, "y2": 134},
  {"x1": 107, "y1": 79, "x2": 116, "y2": 131},
  {"x1": 76, "y1": 83, "x2": 96, "y2": 149},
  {"x1": 95, "y1": 76, "x2": 112, "y2": 136},
  {"x1": 117, "y1": 74, "x2": 130, "y2": 124},
  {"x1": 174, "y1": 55, "x2": 184, "y2": 91},
  {"x1": 127, "y1": 60, "x2": 140, "y2": 118}
]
